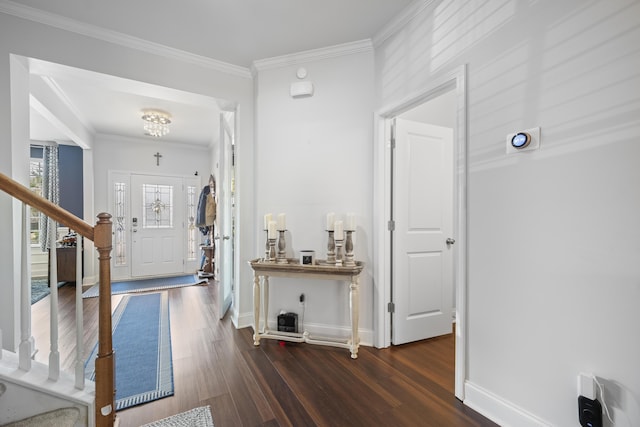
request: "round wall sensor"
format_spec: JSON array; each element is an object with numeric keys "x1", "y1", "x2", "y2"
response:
[
  {"x1": 296, "y1": 67, "x2": 307, "y2": 79},
  {"x1": 511, "y1": 132, "x2": 531, "y2": 149}
]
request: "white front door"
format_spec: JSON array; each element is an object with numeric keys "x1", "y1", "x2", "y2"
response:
[
  {"x1": 392, "y1": 118, "x2": 454, "y2": 345},
  {"x1": 131, "y1": 174, "x2": 185, "y2": 277},
  {"x1": 217, "y1": 112, "x2": 234, "y2": 318}
]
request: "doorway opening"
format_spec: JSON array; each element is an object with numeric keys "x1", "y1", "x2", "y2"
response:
[{"x1": 374, "y1": 65, "x2": 467, "y2": 399}]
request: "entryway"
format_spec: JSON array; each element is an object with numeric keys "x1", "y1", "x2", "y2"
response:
[{"x1": 374, "y1": 65, "x2": 467, "y2": 399}]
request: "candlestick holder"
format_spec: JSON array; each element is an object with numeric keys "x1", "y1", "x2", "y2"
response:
[
  {"x1": 326, "y1": 230, "x2": 336, "y2": 263},
  {"x1": 267, "y1": 238, "x2": 276, "y2": 262},
  {"x1": 345, "y1": 230, "x2": 355, "y2": 266},
  {"x1": 335, "y1": 238, "x2": 344, "y2": 266},
  {"x1": 264, "y1": 230, "x2": 270, "y2": 261},
  {"x1": 277, "y1": 230, "x2": 288, "y2": 264}
]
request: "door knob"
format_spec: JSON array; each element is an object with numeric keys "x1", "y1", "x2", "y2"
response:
[
  {"x1": 446, "y1": 238, "x2": 455, "y2": 245},
  {"x1": 223, "y1": 236, "x2": 230, "y2": 240}
]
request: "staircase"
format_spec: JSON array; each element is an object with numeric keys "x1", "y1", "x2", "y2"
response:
[{"x1": 0, "y1": 172, "x2": 116, "y2": 427}]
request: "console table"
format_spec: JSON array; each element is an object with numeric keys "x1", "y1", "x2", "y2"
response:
[{"x1": 249, "y1": 258, "x2": 364, "y2": 359}]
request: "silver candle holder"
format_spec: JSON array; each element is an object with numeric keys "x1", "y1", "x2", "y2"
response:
[
  {"x1": 326, "y1": 230, "x2": 336, "y2": 263},
  {"x1": 276, "y1": 229, "x2": 288, "y2": 264},
  {"x1": 264, "y1": 230, "x2": 270, "y2": 261},
  {"x1": 345, "y1": 230, "x2": 355, "y2": 266},
  {"x1": 267, "y1": 238, "x2": 277, "y2": 262},
  {"x1": 334, "y1": 238, "x2": 344, "y2": 266}
]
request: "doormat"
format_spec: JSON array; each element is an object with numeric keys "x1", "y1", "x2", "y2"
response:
[
  {"x1": 82, "y1": 274, "x2": 207, "y2": 298},
  {"x1": 85, "y1": 292, "x2": 173, "y2": 411},
  {"x1": 141, "y1": 406, "x2": 214, "y2": 427}
]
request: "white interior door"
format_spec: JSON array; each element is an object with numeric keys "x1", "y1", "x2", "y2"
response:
[
  {"x1": 392, "y1": 118, "x2": 454, "y2": 345},
  {"x1": 131, "y1": 174, "x2": 185, "y2": 277},
  {"x1": 217, "y1": 112, "x2": 234, "y2": 318}
]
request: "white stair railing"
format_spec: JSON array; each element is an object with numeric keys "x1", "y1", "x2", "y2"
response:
[
  {"x1": 1, "y1": 172, "x2": 114, "y2": 426},
  {"x1": 15, "y1": 203, "x2": 86, "y2": 390}
]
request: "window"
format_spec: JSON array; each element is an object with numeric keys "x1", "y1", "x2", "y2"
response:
[
  {"x1": 29, "y1": 158, "x2": 43, "y2": 245},
  {"x1": 113, "y1": 182, "x2": 127, "y2": 266},
  {"x1": 142, "y1": 184, "x2": 173, "y2": 228},
  {"x1": 186, "y1": 185, "x2": 197, "y2": 261}
]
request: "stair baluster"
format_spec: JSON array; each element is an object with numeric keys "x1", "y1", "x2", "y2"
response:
[{"x1": 18, "y1": 203, "x2": 34, "y2": 372}]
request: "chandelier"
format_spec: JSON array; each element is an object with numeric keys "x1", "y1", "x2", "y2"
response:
[{"x1": 141, "y1": 110, "x2": 171, "y2": 138}]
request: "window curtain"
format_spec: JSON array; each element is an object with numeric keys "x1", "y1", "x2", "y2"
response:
[{"x1": 39, "y1": 144, "x2": 59, "y2": 251}]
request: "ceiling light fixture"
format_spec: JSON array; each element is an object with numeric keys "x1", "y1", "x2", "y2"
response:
[{"x1": 141, "y1": 110, "x2": 171, "y2": 138}]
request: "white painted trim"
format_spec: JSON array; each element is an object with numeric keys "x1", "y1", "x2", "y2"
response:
[
  {"x1": 0, "y1": 0, "x2": 251, "y2": 79},
  {"x1": 251, "y1": 39, "x2": 373, "y2": 72},
  {"x1": 464, "y1": 381, "x2": 553, "y2": 427},
  {"x1": 373, "y1": 65, "x2": 467, "y2": 400},
  {"x1": 372, "y1": 0, "x2": 436, "y2": 48}
]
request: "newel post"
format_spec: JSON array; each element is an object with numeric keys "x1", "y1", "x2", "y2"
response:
[{"x1": 93, "y1": 213, "x2": 115, "y2": 427}]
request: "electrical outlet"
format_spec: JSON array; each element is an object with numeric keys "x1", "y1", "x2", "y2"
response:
[
  {"x1": 578, "y1": 373, "x2": 602, "y2": 427},
  {"x1": 578, "y1": 373, "x2": 596, "y2": 399},
  {"x1": 299, "y1": 293, "x2": 305, "y2": 305}
]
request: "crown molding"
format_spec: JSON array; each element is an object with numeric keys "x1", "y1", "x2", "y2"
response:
[
  {"x1": 372, "y1": 0, "x2": 435, "y2": 48},
  {"x1": 252, "y1": 39, "x2": 373, "y2": 72},
  {"x1": 0, "y1": 0, "x2": 252, "y2": 79}
]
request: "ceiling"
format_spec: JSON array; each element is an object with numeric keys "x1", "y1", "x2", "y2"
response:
[{"x1": 12, "y1": 0, "x2": 415, "y2": 147}]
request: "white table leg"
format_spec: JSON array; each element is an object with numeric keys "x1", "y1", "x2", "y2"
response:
[
  {"x1": 349, "y1": 276, "x2": 360, "y2": 359},
  {"x1": 253, "y1": 272, "x2": 261, "y2": 345},
  {"x1": 263, "y1": 275, "x2": 270, "y2": 333}
]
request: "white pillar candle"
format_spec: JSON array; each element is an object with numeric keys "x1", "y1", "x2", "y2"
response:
[
  {"x1": 327, "y1": 212, "x2": 335, "y2": 230},
  {"x1": 277, "y1": 213, "x2": 286, "y2": 230},
  {"x1": 268, "y1": 221, "x2": 277, "y2": 239},
  {"x1": 334, "y1": 220, "x2": 344, "y2": 240},
  {"x1": 346, "y1": 213, "x2": 356, "y2": 231},
  {"x1": 264, "y1": 213, "x2": 272, "y2": 230}
]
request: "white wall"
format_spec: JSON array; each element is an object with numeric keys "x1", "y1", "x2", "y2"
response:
[
  {"x1": 375, "y1": 0, "x2": 640, "y2": 426},
  {"x1": 92, "y1": 136, "x2": 211, "y2": 215},
  {"x1": 0, "y1": 11, "x2": 255, "y2": 348},
  {"x1": 253, "y1": 48, "x2": 375, "y2": 340}
]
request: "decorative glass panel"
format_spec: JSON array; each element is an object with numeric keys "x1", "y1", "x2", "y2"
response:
[
  {"x1": 186, "y1": 185, "x2": 197, "y2": 261},
  {"x1": 114, "y1": 182, "x2": 127, "y2": 266},
  {"x1": 143, "y1": 184, "x2": 173, "y2": 228}
]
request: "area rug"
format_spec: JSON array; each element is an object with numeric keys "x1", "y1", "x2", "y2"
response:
[
  {"x1": 82, "y1": 274, "x2": 207, "y2": 298},
  {"x1": 141, "y1": 406, "x2": 214, "y2": 427},
  {"x1": 84, "y1": 292, "x2": 174, "y2": 411},
  {"x1": 31, "y1": 279, "x2": 66, "y2": 305}
]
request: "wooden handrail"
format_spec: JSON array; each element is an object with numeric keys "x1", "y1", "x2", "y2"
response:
[
  {"x1": 0, "y1": 172, "x2": 94, "y2": 241},
  {"x1": 0, "y1": 171, "x2": 115, "y2": 426}
]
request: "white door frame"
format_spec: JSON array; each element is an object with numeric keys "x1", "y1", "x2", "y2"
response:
[{"x1": 373, "y1": 64, "x2": 467, "y2": 400}]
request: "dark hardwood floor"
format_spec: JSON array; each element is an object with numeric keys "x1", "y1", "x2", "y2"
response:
[{"x1": 31, "y1": 281, "x2": 498, "y2": 427}]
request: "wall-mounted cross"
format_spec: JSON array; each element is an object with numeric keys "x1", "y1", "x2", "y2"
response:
[{"x1": 154, "y1": 152, "x2": 162, "y2": 166}]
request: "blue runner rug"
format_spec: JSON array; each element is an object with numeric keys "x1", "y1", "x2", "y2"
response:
[
  {"x1": 82, "y1": 274, "x2": 207, "y2": 298},
  {"x1": 85, "y1": 292, "x2": 174, "y2": 411}
]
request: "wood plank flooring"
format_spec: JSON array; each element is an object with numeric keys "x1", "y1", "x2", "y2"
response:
[{"x1": 31, "y1": 282, "x2": 498, "y2": 427}]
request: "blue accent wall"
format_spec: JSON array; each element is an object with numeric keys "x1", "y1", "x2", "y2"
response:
[{"x1": 58, "y1": 145, "x2": 83, "y2": 219}]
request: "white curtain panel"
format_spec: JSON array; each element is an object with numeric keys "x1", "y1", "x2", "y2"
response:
[{"x1": 39, "y1": 144, "x2": 60, "y2": 251}]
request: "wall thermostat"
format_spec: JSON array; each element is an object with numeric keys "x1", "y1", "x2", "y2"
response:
[
  {"x1": 511, "y1": 132, "x2": 531, "y2": 149},
  {"x1": 506, "y1": 127, "x2": 540, "y2": 154}
]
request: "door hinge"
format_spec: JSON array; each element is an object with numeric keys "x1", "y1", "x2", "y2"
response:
[
  {"x1": 387, "y1": 302, "x2": 395, "y2": 313},
  {"x1": 387, "y1": 220, "x2": 395, "y2": 231}
]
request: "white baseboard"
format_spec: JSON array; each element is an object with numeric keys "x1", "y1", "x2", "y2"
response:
[{"x1": 464, "y1": 381, "x2": 552, "y2": 427}]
